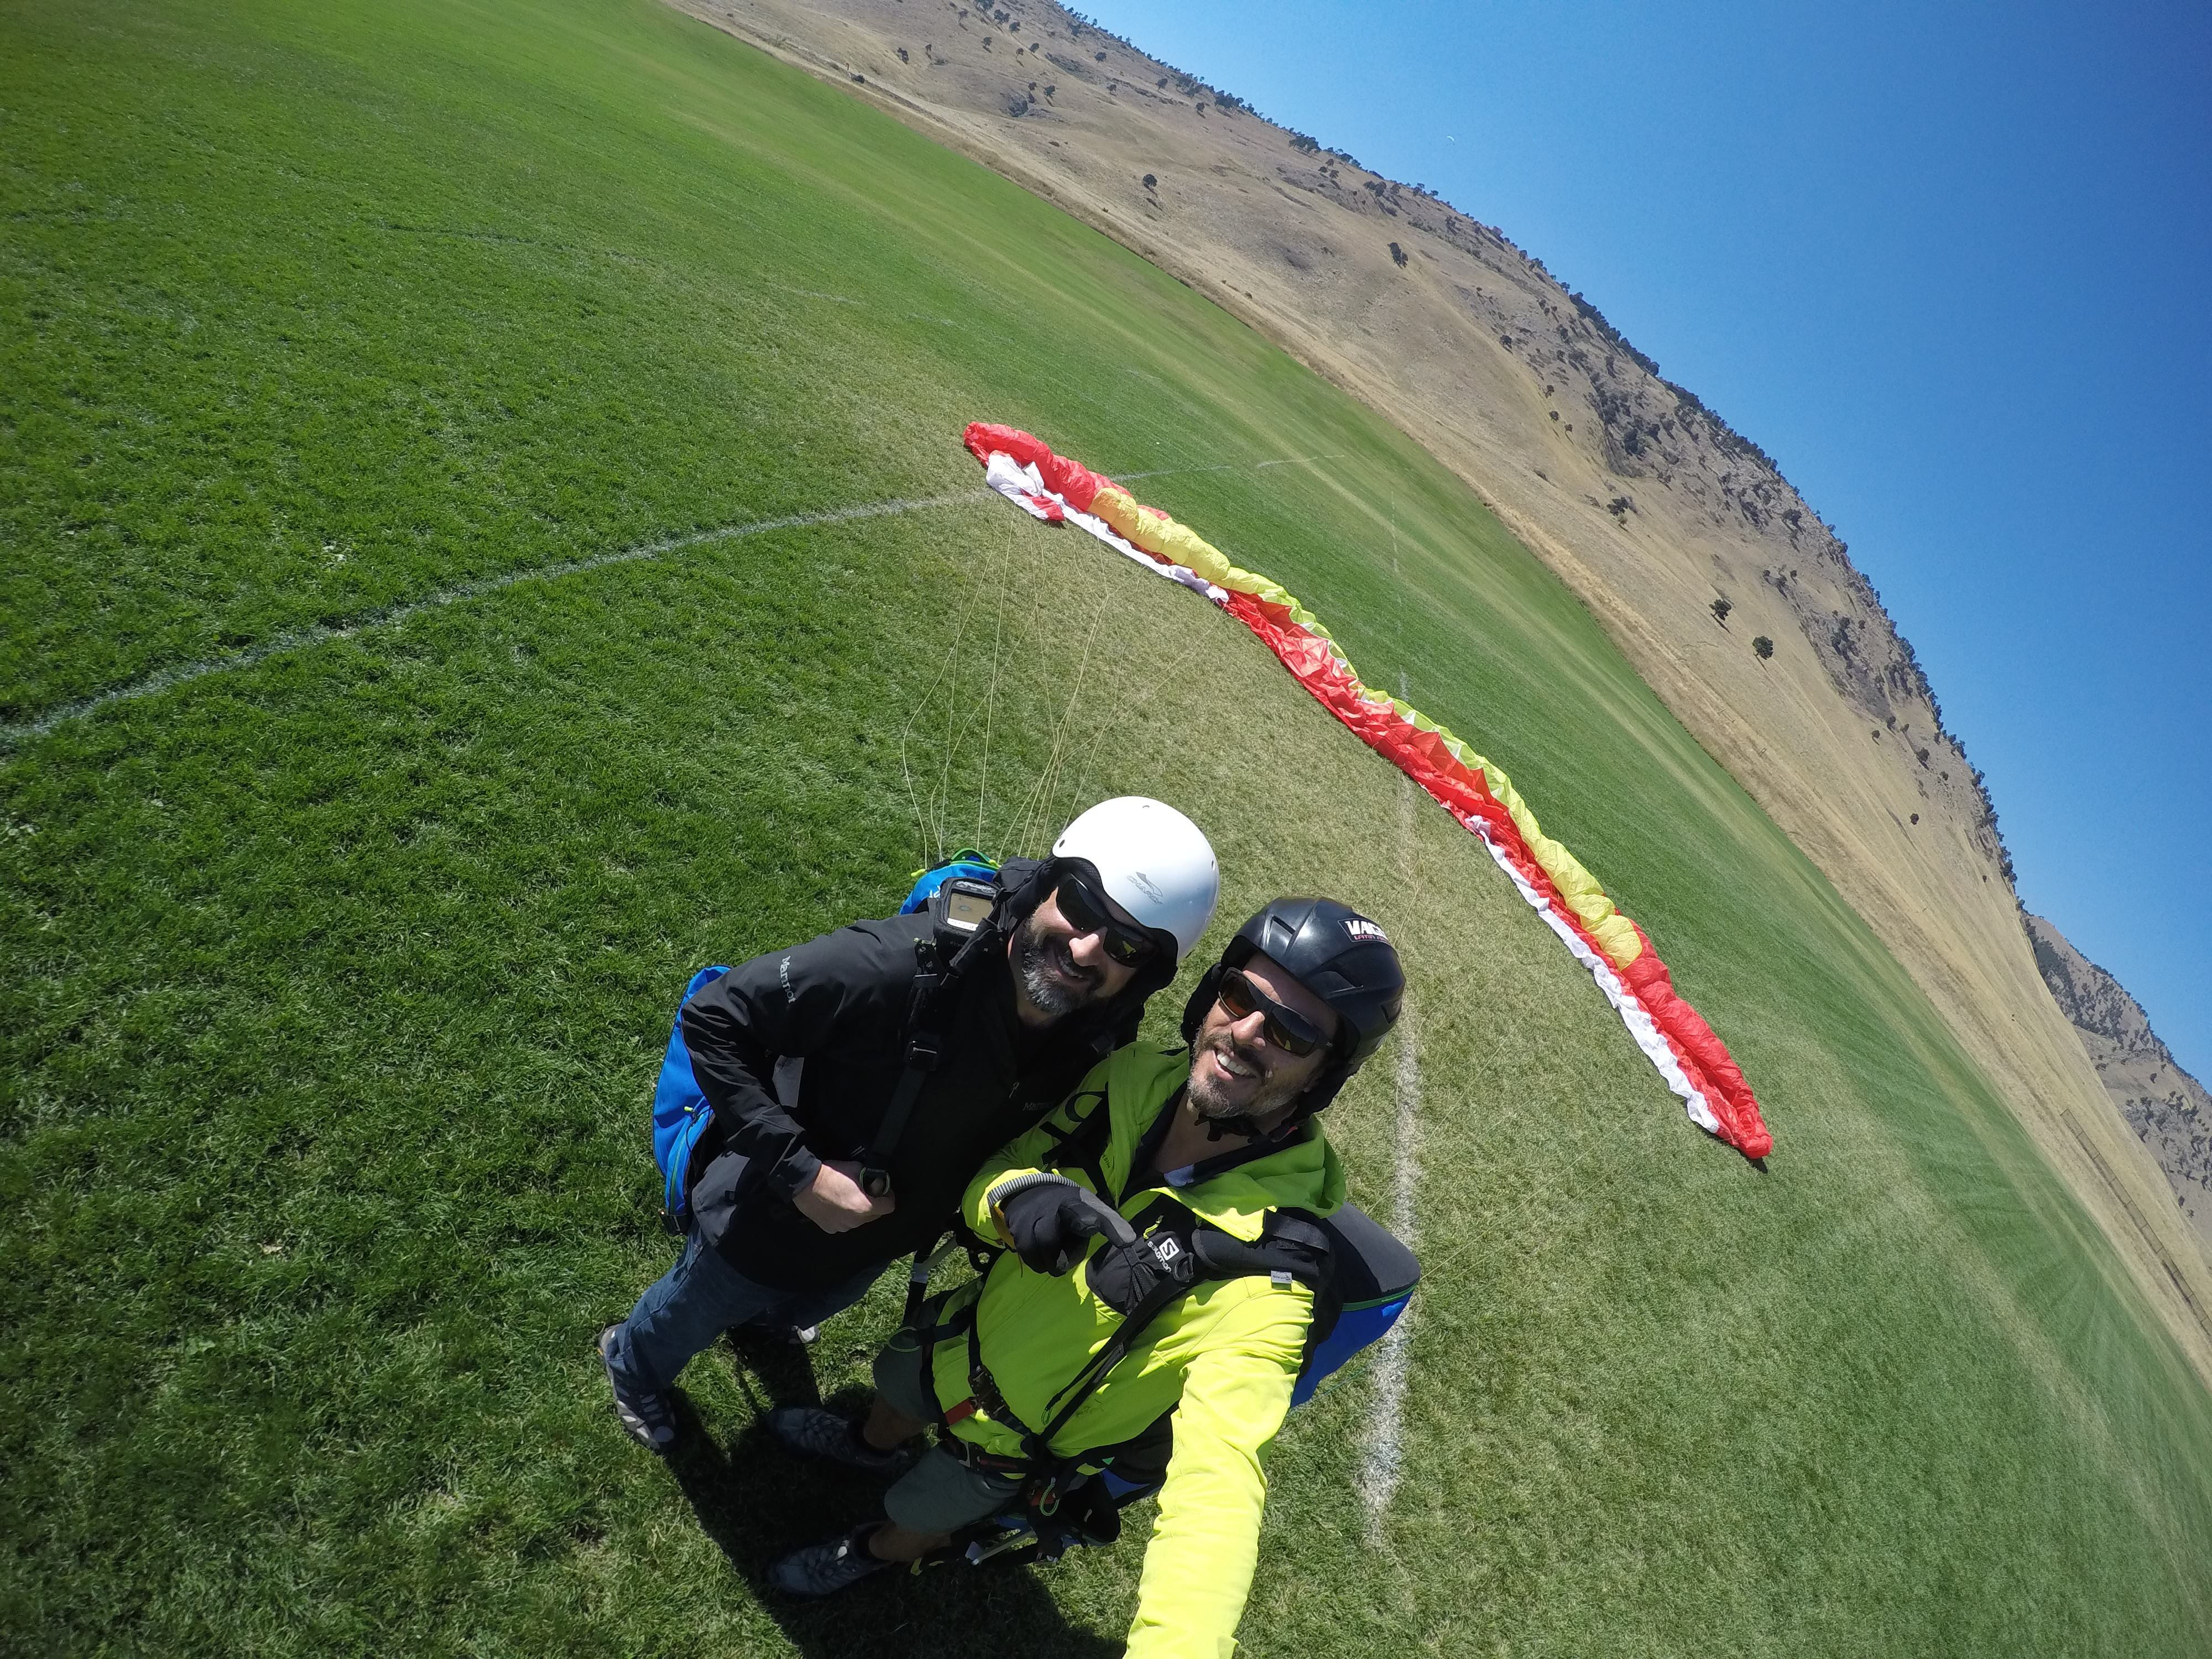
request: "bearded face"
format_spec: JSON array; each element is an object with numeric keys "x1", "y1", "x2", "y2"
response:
[
  {"x1": 1183, "y1": 954, "x2": 1337, "y2": 1131},
  {"x1": 1185, "y1": 1021, "x2": 1319, "y2": 1124},
  {"x1": 1010, "y1": 904, "x2": 1114, "y2": 1018}
]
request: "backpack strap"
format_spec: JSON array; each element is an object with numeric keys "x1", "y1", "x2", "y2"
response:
[
  {"x1": 860, "y1": 858, "x2": 1036, "y2": 1198},
  {"x1": 1194, "y1": 1208, "x2": 1339, "y2": 1365},
  {"x1": 1039, "y1": 1086, "x2": 1114, "y2": 1198},
  {"x1": 858, "y1": 935, "x2": 950, "y2": 1197}
]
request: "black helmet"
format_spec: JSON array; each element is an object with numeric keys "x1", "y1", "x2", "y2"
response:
[{"x1": 1181, "y1": 896, "x2": 1406, "y2": 1122}]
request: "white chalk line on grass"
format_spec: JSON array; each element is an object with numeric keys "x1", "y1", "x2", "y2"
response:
[
  {"x1": 1, "y1": 491, "x2": 995, "y2": 749},
  {"x1": 1358, "y1": 755, "x2": 1425, "y2": 1546},
  {"x1": 1358, "y1": 1005, "x2": 1421, "y2": 1546},
  {"x1": 5, "y1": 447, "x2": 1350, "y2": 753}
]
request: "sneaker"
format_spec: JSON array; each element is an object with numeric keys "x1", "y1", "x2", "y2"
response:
[
  {"x1": 768, "y1": 1405, "x2": 914, "y2": 1477},
  {"x1": 768, "y1": 1526, "x2": 891, "y2": 1598},
  {"x1": 598, "y1": 1325, "x2": 676, "y2": 1452}
]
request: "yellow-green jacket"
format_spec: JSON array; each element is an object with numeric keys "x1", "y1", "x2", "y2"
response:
[{"x1": 937, "y1": 1042, "x2": 1347, "y2": 1659}]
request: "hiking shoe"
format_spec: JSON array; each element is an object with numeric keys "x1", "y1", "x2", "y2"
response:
[
  {"x1": 598, "y1": 1325, "x2": 676, "y2": 1452},
  {"x1": 768, "y1": 1526, "x2": 891, "y2": 1599},
  {"x1": 768, "y1": 1405, "x2": 914, "y2": 1477}
]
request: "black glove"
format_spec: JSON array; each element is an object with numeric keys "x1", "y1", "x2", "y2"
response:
[{"x1": 991, "y1": 1176, "x2": 1118, "y2": 1275}]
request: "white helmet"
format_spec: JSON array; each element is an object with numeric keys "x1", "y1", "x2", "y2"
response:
[{"x1": 1053, "y1": 797, "x2": 1220, "y2": 962}]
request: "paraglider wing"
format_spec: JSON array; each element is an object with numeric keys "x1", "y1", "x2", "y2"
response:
[{"x1": 963, "y1": 422, "x2": 1773, "y2": 1162}]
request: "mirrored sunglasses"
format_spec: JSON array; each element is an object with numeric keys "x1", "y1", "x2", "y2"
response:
[
  {"x1": 1055, "y1": 872, "x2": 1160, "y2": 967},
  {"x1": 1215, "y1": 967, "x2": 1328, "y2": 1057}
]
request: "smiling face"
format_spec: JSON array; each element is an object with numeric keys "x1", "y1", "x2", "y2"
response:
[
  {"x1": 1007, "y1": 885, "x2": 1144, "y2": 1025},
  {"x1": 1185, "y1": 951, "x2": 1339, "y2": 1130}
]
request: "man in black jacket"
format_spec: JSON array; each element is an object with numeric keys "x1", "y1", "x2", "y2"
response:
[{"x1": 599, "y1": 797, "x2": 1220, "y2": 1451}]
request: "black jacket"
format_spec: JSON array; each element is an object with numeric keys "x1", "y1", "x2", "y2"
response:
[{"x1": 678, "y1": 860, "x2": 1175, "y2": 1291}]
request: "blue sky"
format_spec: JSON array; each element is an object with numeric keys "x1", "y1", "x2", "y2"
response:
[{"x1": 1080, "y1": 0, "x2": 2211, "y2": 1086}]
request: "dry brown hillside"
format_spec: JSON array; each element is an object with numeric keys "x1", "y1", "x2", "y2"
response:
[
  {"x1": 2030, "y1": 914, "x2": 2212, "y2": 1260},
  {"x1": 671, "y1": 0, "x2": 2212, "y2": 1372}
]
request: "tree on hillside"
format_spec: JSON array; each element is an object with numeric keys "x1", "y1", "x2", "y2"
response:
[
  {"x1": 1754, "y1": 635, "x2": 1774, "y2": 661},
  {"x1": 1710, "y1": 597, "x2": 1733, "y2": 627}
]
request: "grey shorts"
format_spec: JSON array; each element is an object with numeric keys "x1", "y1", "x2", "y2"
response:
[{"x1": 873, "y1": 1319, "x2": 1023, "y2": 1533}]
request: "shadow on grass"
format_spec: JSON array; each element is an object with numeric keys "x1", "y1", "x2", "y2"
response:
[{"x1": 663, "y1": 1334, "x2": 1123, "y2": 1659}]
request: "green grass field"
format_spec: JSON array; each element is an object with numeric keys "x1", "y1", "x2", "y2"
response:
[{"x1": 5, "y1": 1, "x2": 2209, "y2": 1652}]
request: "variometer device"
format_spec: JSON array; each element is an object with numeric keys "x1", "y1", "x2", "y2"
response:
[{"x1": 930, "y1": 876, "x2": 998, "y2": 942}]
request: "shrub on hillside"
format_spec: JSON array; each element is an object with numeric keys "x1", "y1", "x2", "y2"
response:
[
  {"x1": 1754, "y1": 635, "x2": 1774, "y2": 660},
  {"x1": 1389, "y1": 241, "x2": 1408, "y2": 267},
  {"x1": 1711, "y1": 597, "x2": 1733, "y2": 625}
]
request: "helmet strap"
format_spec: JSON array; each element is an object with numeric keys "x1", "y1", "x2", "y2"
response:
[
  {"x1": 1198, "y1": 1094, "x2": 1316, "y2": 1145},
  {"x1": 1179, "y1": 962, "x2": 1228, "y2": 1047}
]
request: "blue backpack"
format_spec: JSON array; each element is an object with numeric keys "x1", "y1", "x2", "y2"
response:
[
  {"x1": 1292, "y1": 1202, "x2": 1420, "y2": 1408},
  {"x1": 651, "y1": 963, "x2": 733, "y2": 1219}
]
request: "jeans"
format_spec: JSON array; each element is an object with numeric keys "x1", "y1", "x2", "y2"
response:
[{"x1": 606, "y1": 1227, "x2": 879, "y2": 1392}]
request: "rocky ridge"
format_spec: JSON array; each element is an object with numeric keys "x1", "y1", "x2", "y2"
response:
[{"x1": 2029, "y1": 914, "x2": 2212, "y2": 1258}]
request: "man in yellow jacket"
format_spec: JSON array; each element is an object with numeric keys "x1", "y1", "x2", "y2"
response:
[{"x1": 767, "y1": 898, "x2": 1405, "y2": 1659}]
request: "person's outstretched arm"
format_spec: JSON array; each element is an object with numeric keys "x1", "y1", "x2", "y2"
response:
[{"x1": 1123, "y1": 1285, "x2": 1310, "y2": 1659}]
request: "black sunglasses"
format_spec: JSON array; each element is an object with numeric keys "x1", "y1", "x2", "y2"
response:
[
  {"x1": 1055, "y1": 872, "x2": 1159, "y2": 967},
  {"x1": 1215, "y1": 967, "x2": 1328, "y2": 1057}
]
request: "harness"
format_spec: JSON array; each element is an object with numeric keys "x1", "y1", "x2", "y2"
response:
[
  {"x1": 862, "y1": 858, "x2": 1139, "y2": 1325},
  {"x1": 918, "y1": 1088, "x2": 1339, "y2": 1492},
  {"x1": 861, "y1": 853, "x2": 1128, "y2": 1202}
]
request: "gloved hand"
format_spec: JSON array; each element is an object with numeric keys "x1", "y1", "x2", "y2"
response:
[{"x1": 989, "y1": 1174, "x2": 1126, "y2": 1275}]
